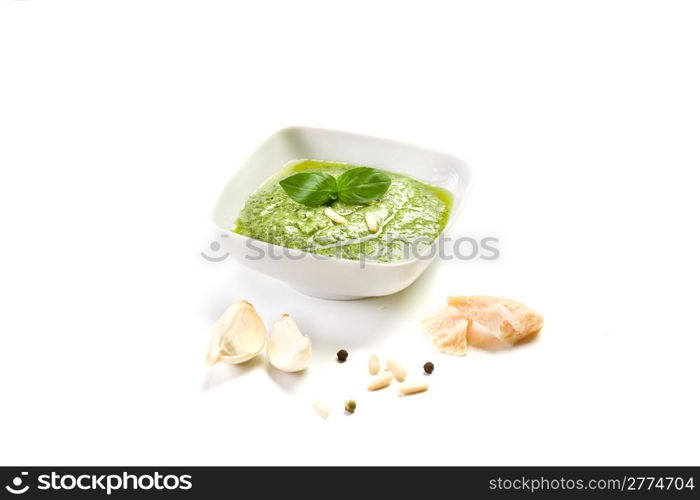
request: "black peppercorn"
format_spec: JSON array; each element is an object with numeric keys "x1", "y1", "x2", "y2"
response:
[
  {"x1": 336, "y1": 349, "x2": 348, "y2": 362},
  {"x1": 423, "y1": 362, "x2": 434, "y2": 374}
]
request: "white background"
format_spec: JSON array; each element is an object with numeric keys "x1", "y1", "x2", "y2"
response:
[{"x1": 1, "y1": 0, "x2": 699, "y2": 466}]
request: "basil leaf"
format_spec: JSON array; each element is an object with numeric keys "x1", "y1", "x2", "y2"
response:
[
  {"x1": 279, "y1": 172, "x2": 338, "y2": 207},
  {"x1": 336, "y1": 167, "x2": 391, "y2": 205}
]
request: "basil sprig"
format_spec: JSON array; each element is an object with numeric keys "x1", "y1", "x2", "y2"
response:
[
  {"x1": 279, "y1": 167, "x2": 391, "y2": 207},
  {"x1": 277, "y1": 171, "x2": 338, "y2": 207}
]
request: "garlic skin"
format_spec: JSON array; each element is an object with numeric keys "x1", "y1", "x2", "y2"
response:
[
  {"x1": 267, "y1": 314, "x2": 312, "y2": 372},
  {"x1": 206, "y1": 300, "x2": 266, "y2": 365}
]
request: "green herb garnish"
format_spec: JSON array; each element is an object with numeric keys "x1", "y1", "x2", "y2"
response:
[
  {"x1": 279, "y1": 167, "x2": 391, "y2": 207},
  {"x1": 277, "y1": 171, "x2": 338, "y2": 207}
]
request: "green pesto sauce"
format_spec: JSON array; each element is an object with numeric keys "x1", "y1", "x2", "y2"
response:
[{"x1": 234, "y1": 159, "x2": 452, "y2": 262}]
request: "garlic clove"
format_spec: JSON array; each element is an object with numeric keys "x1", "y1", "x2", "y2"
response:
[
  {"x1": 267, "y1": 314, "x2": 312, "y2": 372},
  {"x1": 206, "y1": 300, "x2": 266, "y2": 365}
]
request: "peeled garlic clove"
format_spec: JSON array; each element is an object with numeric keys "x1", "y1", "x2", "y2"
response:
[
  {"x1": 267, "y1": 314, "x2": 312, "y2": 372},
  {"x1": 206, "y1": 300, "x2": 266, "y2": 365}
]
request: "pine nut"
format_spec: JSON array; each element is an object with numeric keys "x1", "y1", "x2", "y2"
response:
[
  {"x1": 398, "y1": 380, "x2": 429, "y2": 395},
  {"x1": 386, "y1": 360, "x2": 406, "y2": 382},
  {"x1": 369, "y1": 354, "x2": 380, "y2": 375},
  {"x1": 312, "y1": 400, "x2": 329, "y2": 419},
  {"x1": 365, "y1": 212, "x2": 378, "y2": 233},
  {"x1": 324, "y1": 207, "x2": 348, "y2": 224},
  {"x1": 367, "y1": 371, "x2": 393, "y2": 391}
]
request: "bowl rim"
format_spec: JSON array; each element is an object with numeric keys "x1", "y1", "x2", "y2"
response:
[{"x1": 212, "y1": 126, "x2": 475, "y2": 269}]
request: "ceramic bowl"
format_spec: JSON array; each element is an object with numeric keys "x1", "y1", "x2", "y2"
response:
[{"x1": 211, "y1": 127, "x2": 473, "y2": 299}]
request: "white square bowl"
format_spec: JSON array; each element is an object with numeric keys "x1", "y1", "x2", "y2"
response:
[{"x1": 211, "y1": 127, "x2": 474, "y2": 299}]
